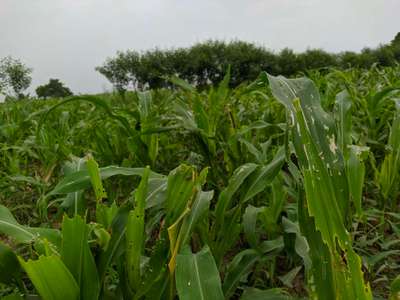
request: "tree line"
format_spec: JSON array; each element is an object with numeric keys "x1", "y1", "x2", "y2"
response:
[
  {"x1": 0, "y1": 56, "x2": 72, "y2": 100},
  {"x1": 1, "y1": 33, "x2": 399, "y2": 100},
  {"x1": 96, "y1": 33, "x2": 400, "y2": 92}
]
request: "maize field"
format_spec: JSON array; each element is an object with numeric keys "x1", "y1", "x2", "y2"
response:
[{"x1": 1, "y1": 66, "x2": 400, "y2": 299}]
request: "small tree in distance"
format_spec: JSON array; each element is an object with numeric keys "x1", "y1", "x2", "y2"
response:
[
  {"x1": 0, "y1": 56, "x2": 32, "y2": 99},
  {"x1": 36, "y1": 78, "x2": 73, "y2": 99}
]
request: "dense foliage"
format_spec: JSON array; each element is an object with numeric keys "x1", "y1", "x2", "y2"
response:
[
  {"x1": 1, "y1": 66, "x2": 400, "y2": 299},
  {"x1": 36, "y1": 79, "x2": 73, "y2": 99},
  {"x1": 0, "y1": 57, "x2": 32, "y2": 99},
  {"x1": 97, "y1": 33, "x2": 400, "y2": 91}
]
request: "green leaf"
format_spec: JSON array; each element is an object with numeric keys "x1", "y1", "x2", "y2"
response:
[
  {"x1": 390, "y1": 275, "x2": 400, "y2": 300},
  {"x1": 377, "y1": 101, "x2": 400, "y2": 203},
  {"x1": 298, "y1": 193, "x2": 335, "y2": 300},
  {"x1": 48, "y1": 166, "x2": 163, "y2": 196},
  {"x1": 364, "y1": 250, "x2": 400, "y2": 268},
  {"x1": 278, "y1": 266, "x2": 302, "y2": 288},
  {"x1": 0, "y1": 205, "x2": 60, "y2": 247},
  {"x1": 96, "y1": 201, "x2": 119, "y2": 229},
  {"x1": 132, "y1": 239, "x2": 169, "y2": 300},
  {"x1": 179, "y1": 190, "x2": 213, "y2": 246},
  {"x1": 268, "y1": 74, "x2": 346, "y2": 244},
  {"x1": 145, "y1": 177, "x2": 168, "y2": 209},
  {"x1": 59, "y1": 156, "x2": 86, "y2": 216},
  {"x1": 346, "y1": 146, "x2": 367, "y2": 217},
  {"x1": 242, "y1": 205, "x2": 264, "y2": 248},
  {"x1": 61, "y1": 215, "x2": 100, "y2": 300},
  {"x1": 126, "y1": 166, "x2": 150, "y2": 290},
  {"x1": 165, "y1": 164, "x2": 196, "y2": 227},
  {"x1": 258, "y1": 237, "x2": 284, "y2": 254},
  {"x1": 368, "y1": 86, "x2": 400, "y2": 113},
  {"x1": 91, "y1": 223, "x2": 111, "y2": 251},
  {"x1": 282, "y1": 217, "x2": 310, "y2": 267},
  {"x1": 212, "y1": 164, "x2": 258, "y2": 264},
  {"x1": 176, "y1": 246, "x2": 224, "y2": 300},
  {"x1": 222, "y1": 249, "x2": 260, "y2": 299},
  {"x1": 167, "y1": 168, "x2": 211, "y2": 277},
  {"x1": 262, "y1": 175, "x2": 287, "y2": 236},
  {"x1": 242, "y1": 147, "x2": 285, "y2": 203},
  {"x1": 87, "y1": 155, "x2": 107, "y2": 202},
  {"x1": 38, "y1": 95, "x2": 135, "y2": 137},
  {"x1": 97, "y1": 206, "x2": 130, "y2": 283},
  {"x1": 137, "y1": 91, "x2": 152, "y2": 120},
  {"x1": 335, "y1": 90, "x2": 352, "y2": 155},
  {"x1": 169, "y1": 75, "x2": 196, "y2": 92},
  {"x1": 0, "y1": 242, "x2": 20, "y2": 284},
  {"x1": 268, "y1": 74, "x2": 372, "y2": 299},
  {"x1": 19, "y1": 255, "x2": 79, "y2": 300},
  {"x1": 214, "y1": 163, "x2": 258, "y2": 229}
]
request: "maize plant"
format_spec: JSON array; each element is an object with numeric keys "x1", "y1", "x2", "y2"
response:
[
  {"x1": 1, "y1": 66, "x2": 400, "y2": 299},
  {"x1": 267, "y1": 74, "x2": 372, "y2": 299}
]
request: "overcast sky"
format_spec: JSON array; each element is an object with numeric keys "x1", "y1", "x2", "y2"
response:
[{"x1": 0, "y1": 0, "x2": 399, "y2": 95}]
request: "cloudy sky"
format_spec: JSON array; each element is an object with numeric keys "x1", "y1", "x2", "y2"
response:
[{"x1": 0, "y1": 0, "x2": 399, "y2": 95}]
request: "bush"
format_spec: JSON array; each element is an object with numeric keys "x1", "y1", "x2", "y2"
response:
[{"x1": 36, "y1": 79, "x2": 73, "y2": 99}]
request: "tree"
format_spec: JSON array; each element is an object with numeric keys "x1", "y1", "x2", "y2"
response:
[
  {"x1": 277, "y1": 48, "x2": 304, "y2": 76},
  {"x1": 95, "y1": 51, "x2": 140, "y2": 93},
  {"x1": 36, "y1": 79, "x2": 73, "y2": 99},
  {"x1": 340, "y1": 51, "x2": 360, "y2": 68},
  {"x1": 0, "y1": 56, "x2": 32, "y2": 99},
  {"x1": 390, "y1": 32, "x2": 400, "y2": 61},
  {"x1": 300, "y1": 49, "x2": 338, "y2": 70},
  {"x1": 374, "y1": 45, "x2": 396, "y2": 66},
  {"x1": 392, "y1": 32, "x2": 400, "y2": 46},
  {"x1": 97, "y1": 34, "x2": 400, "y2": 90}
]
